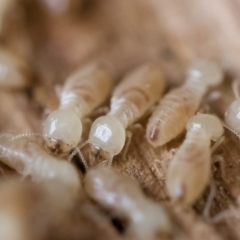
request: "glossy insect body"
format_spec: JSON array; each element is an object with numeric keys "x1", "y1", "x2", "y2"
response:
[
  {"x1": 84, "y1": 166, "x2": 171, "y2": 240},
  {"x1": 147, "y1": 60, "x2": 223, "y2": 147},
  {"x1": 166, "y1": 114, "x2": 224, "y2": 206},
  {"x1": 88, "y1": 64, "x2": 166, "y2": 160},
  {"x1": 43, "y1": 64, "x2": 112, "y2": 154},
  {"x1": 0, "y1": 48, "x2": 31, "y2": 89},
  {"x1": 0, "y1": 133, "x2": 81, "y2": 197}
]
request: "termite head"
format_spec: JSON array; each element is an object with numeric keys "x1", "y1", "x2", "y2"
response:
[
  {"x1": 187, "y1": 113, "x2": 224, "y2": 141},
  {"x1": 187, "y1": 59, "x2": 223, "y2": 87},
  {"x1": 43, "y1": 109, "x2": 82, "y2": 155},
  {"x1": 88, "y1": 116, "x2": 126, "y2": 160}
]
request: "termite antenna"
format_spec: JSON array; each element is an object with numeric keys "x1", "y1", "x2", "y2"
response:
[
  {"x1": 75, "y1": 147, "x2": 88, "y2": 170},
  {"x1": 203, "y1": 181, "x2": 217, "y2": 220},
  {"x1": 68, "y1": 141, "x2": 89, "y2": 170},
  {"x1": 222, "y1": 123, "x2": 240, "y2": 139},
  {"x1": 8, "y1": 133, "x2": 44, "y2": 141},
  {"x1": 211, "y1": 135, "x2": 225, "y2": 154}
]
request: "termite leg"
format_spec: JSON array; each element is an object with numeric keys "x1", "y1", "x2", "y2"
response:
[
  {"x1": 98, "y1": 155, "x2": 114, "y2": 167},
  {"x1": 211, "y1": 136, "x2": 225, "y2": 154},
  {"x1": 107, "y1": 156, "x2": 114, "y2": 167},
  {"x1": 232, "y1": 80, "x2": 240, "y2": 99},
  {"x1": 203, "y1": 181, "x2": 216, "y2": 220},
  {"x1": 210, "y1": 207, "x2": 240, "y2": 223},
  {"x1": 121, "y1": 131, "x2": 132, "y2": 159},
  {"x1": 212, "y1": 155, "x2": 226, "y2": 181}
]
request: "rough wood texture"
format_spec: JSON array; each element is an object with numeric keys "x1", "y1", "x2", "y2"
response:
[{"x1": 1, "y1": 0, "x2": 240, "y2": 239}]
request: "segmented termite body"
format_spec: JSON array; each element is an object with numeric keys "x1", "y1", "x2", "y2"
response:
[
  {"x1": 88, "y1": 64, "x2": 166, "y2": 162},
  {"x1": 0, "y1": 48, "x2": 31, "y2": 89},
  {"x1": 84, "y1": 166, "x2": 171, "y2": 240},
  {"x1": 43, "y1": 64, "x2": 112, "y2": 155},
  {"x1": 0, "y1": 133, "x2": 81, "y2": 197},
  {"x1": 147, "y1": 60, "x2": 223, "y2": 147},
  {"x1": 166, "y1": 114, "x2": 224, "y2": 206}
]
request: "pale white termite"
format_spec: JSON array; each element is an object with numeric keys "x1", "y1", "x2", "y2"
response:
[
  {"x1": 225, "y1": 80, "x2": 240, "y2": 135},
  {"x1": 166, "y1": 113, "x2": 224, "y2": 206},
  {"x1": 0, "y1": 133, "x2": 81, "y2": 198},
  {"x1": 84, "y1": 166, "x2": 171, "y2": 240},
  {"x1": 147, "y1": 60, "x2": 223, "y2": 147},
  {"x1": 87, "y1": 64, "x2": 166, "y2": 164},
  {"x1": 0, "y1": 48, "x2": 31, "y2": 89},
  {"x1": 42, "y1": 64, "x2": 112, "y2": 156}
]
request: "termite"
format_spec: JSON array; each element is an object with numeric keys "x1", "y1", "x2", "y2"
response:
[
  {"x1": 147, "y1": 60, "x2": 223, "y2": 147},
  {"x1": 42, "y1": 63, "x2": 112, "y2": 158},
  {"x1": 0, "y1": 133, "x2": 81, "y2": 198},
  {"x1": 166, "y1": 113, "x2": 224, "y2": 206},
  {"x1": 84, "y1": 166, "x2": 171, "y2": 240},
  {"x1": 86, "y1": 64, "x2": 165, "y2": 165},
  {"x1": 0, "y1": 48, "x2": 31, "y2": 89}
]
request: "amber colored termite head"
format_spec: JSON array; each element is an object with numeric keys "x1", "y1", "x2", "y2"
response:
[
  {"x1": 187, "y1": 59, "x2": 223, "y2": 87},
  {"x1": 88, "y1": 116, "x2": 126, "y2": 158},
  {"x1": 43, "y1": 109, "x2": 82, "y2": 155},
  {"x1": 187, "y1": 113, "x2": 224, "y2": 141}
]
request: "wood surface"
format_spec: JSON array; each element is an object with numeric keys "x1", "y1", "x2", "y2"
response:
[{"x1": 1, "y1": 0, "x2": 240, "y2": 239}]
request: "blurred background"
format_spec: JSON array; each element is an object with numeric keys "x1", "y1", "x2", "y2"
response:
[
  {"x1": 4, "y1": 0, "x2": 240, "y2": 84},
  {"x1": 1, "y1": 0, "x2": 239, "y2": 136}
]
